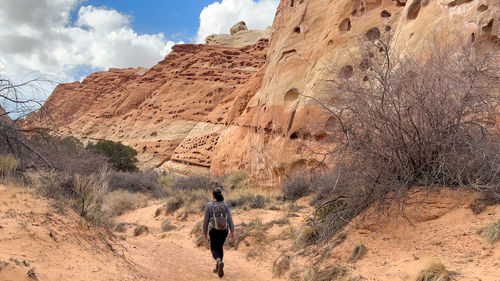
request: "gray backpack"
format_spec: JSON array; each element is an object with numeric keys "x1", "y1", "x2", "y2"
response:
[{"x1": 212, "y1": 201, "x2": 228, "y2": 230}]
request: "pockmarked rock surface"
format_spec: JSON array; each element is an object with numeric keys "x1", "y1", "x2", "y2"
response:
[{"x1": 28, "y1": 0, "x2": 499, "y2": 183}]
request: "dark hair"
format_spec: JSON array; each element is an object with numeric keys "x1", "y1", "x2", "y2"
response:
[{"x1": 213, "y1": 188, "x2": 224, "y2": 202}]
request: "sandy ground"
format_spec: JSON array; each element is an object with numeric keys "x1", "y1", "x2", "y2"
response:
[
  {"x1": 0, "y1": 184, "x2": 499, "y2": 281},
  {"x1": 0, "y1": 184, "x2": 287, "y2": 281},
  {"x1": 295, "y1": 188, "x2": 500, "y2": 281}
]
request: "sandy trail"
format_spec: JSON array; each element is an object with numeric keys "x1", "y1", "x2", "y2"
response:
[
  {"x1": 0, "y1": 185, "x2": 282, "y2": 281},
  {"x1": 117, "y1": 204, "x2": 283, "y2": 281}
]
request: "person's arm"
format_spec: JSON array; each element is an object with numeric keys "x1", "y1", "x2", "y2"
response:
[
  {"x1": 226, "y1": 204, "x2": 235, "y2": 236},
  {"x1": 203, "y1": 203, "x2": 210, "y2": 239}
]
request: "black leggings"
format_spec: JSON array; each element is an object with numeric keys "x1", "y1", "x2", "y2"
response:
[{"x1": 209, "y1": 228, "x2": 228, "y2": 261}]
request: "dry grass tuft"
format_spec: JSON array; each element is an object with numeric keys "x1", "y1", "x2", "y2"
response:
[
  {"x1": 103, "y1": 190, "x2": 147, "y2": 216},
  {"x1": 0, "y1": 154, "x2": 19, "y2": 178},
  {"x1": 416, "y1": 261, "x2": 450, "y2": 281},
  {"x1": 165, "y1": 196, "x2": 184, "y2": 213},
  {"x1": 161, "y1": 219, "x2": 175, "y2": 232},
  {"x1": 133, "y1": 225, "x2": 149, "y2": 236},
  {"x1": 478, "y1": 218, "x2": 500, "y2": 243},
  {"x1": 290, "y1": 265, "x2": 350, "y2": 281},
  {"x1": 295, "y1": 225, "x2": 317, "y2": 249},
  {"x1": 272, "y1": 255, "x2": 291, "y2": 277},
  {"x1": 349, "y1": 243, "x2": 367, "y2": 262}
]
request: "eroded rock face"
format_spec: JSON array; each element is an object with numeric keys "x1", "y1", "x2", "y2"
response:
[
  {"x1": 206, "y1": 21, "x2": 271, "y2": 48},
  {"x1": 27, "y1": 39, "x2": 269, "y2": 174},
  {"x1": 230, "y1": 21, "x2": 249, "y2": 35},
  {"x1": 28, "y1": 0, "x2": 499, "y2": 183},
  {"x1": 210, "y1": 0, "x2": 500, "y2": 183}
]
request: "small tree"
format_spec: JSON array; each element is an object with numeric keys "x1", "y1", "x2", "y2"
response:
[{"x1": 87, "y1": 140, "x2": 139, "y2": 172}]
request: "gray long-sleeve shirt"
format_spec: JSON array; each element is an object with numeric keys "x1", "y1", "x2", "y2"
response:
[{"x1": 203, "y1": 201, "x2": 235, "y2": 235}]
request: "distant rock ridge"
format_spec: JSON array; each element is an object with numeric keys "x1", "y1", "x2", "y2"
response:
[{"x1": 205, "y1": 21, "x2": 272, "y2": 48}]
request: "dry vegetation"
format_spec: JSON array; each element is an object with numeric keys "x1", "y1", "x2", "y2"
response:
[
  {"x1": 478, "y1": 218, "x2": 500, "y2": 243},
  {"x1": 285, "y1": 31, "x2": 500, "y2": 242},
  {"x1": 415, "y1": 261, "x2": 451, "y2": 281}
]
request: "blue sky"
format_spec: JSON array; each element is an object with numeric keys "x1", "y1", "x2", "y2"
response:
[
  {"x1": 0, "y1": 0, "x2": 279, "y2": 116},
  {"x1": 75, "y1": 1, "x2": 215, "y2": 42}
]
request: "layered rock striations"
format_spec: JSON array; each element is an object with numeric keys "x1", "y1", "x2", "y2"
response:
[
  {"x1": 28, "y1": 0, "x2": 499, "y2": 182},
  {"x1": 27, "y1": 39, "x2": 269, "y2": 174},
  {"x1": 210, "y1": 0, "x2": 500, "y2": 183}
]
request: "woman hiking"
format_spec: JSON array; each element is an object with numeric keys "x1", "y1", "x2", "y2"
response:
[{"x1": 203, "y1": 188, "x2": 235, "y2": 278}]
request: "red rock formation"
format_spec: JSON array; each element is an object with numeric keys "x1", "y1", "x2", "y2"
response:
[{"x1": 27, "y1": 39, "x2": 269, "y2": 174}]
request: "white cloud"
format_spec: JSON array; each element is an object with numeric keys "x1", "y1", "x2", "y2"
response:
[
  {"x1": 0, "y1": 0, "x2": 180, "y2": 85},
  {"x1": 196, "y1": 0, "x2": 279, "y2": 43}
]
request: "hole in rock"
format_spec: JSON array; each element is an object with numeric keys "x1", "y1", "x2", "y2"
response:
[
  {"x1": 482, "y1": 19, "x2": 494, "y2": 34},
  {"x1": 327, "y1": 39, "x2": 334, "y2": 46},
  {"x1": 340, "y1": 65, "x2": 354, "y2": 78},
  {"x1": 447, "y1": 0, "x2": 473, "y2": 7},
  {"x1": 381, "y1": 10, "x2": 391, "y2": 17},
  {"x1": 294, "y1": 26, "x2": 301, "y2": 34},
  {"x1": 478, "y1": 4, "x2": 488, "y2": 12},
  {"x1": 407, "y1": 0, "x2": 421, "y2": 20},
  {"x1": 290, "y1": 132, "x2": 299, "y2": 139},
  {"x1": 339, "y1": 18, "x2": 352, "y2": 32},
  {"x1": 284, "y1": 90, "x2": 300, "y2": 106},
  {"x1": 366, "y1": 27, "x2": 381, "y2": 41}
]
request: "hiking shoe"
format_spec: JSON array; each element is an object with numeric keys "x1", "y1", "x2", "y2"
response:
[
  {"x1": 218, "y1": 261, "x2": 224, "y2": 278},
  {"x1": 215, "y1": 258, "x2": 221, "y2": 274}
]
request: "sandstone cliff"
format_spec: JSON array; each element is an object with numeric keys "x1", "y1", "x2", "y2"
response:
[
  {"x1": 211, "y1": 0, "x2": 500, "y2": 183},
  {"x1": 28, "y1": 0, "x2": 499, "y2": 182},
  {"x1": 27, "y1": 39, "x2": 269, "y2": 175}
]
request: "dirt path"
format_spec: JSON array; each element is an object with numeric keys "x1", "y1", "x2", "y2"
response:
[
  {"x1": 0, "y1": 185, "x2": 283, "y2": 281},
  {"x1": 123, "y1": 235, "x2": 274, "y2": 281},
  {"x1": 117, "y1": 204, "x2": 283, "y2": 281}
]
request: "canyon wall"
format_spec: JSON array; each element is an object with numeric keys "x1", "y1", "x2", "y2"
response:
[
  {"x1": 28, "y1": 0, "x2": 499, "y2": 183},
  {"x1": 211, "y1": 0, "x2": 499, "y2": 183}
]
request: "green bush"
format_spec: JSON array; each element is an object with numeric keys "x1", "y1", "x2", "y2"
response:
[{"x1": 87, "y1": 140, "x2": 138, "y2": 172}]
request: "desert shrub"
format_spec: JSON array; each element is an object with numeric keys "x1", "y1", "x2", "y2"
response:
[
  {"x1": 115, "y1": 222, "x2": 135, "y2": 233},
  {"x1": 226, "y1": 193, "x2": 269, "y2": 209},
  {"x1": 0, "y1": 154, "x2": 19, "y2": 177},
  {"x1": 103, "y1": 190, "x2": 148, "y2": 216},
  {"x1": 416, "y1": 261, "x2": 450, "y2": 281},
  {"x1": 85, "y1": 209, "x2": 115, "y2": 230},
  {"x1": 290, "y1": 265, "x2": 350, "y2": 281},
  {"x1": 478, "y1": 218, "x2": 500, "y2": 243},
  {"x1": 225, "y1": 219, "x2": 270, "y2": 249},
  {"x1": 108, "y1": 170, "x2": 159, "y2": 193},
  {"x1": 73, "y1": 169, "x2": 110, "y2": 217},
  {"x1": 223, "y1": 170, "x2": 257, "y2": 190},
  {"x1": 133, "y1": 225, "x2": 149, "y2": 236},
  {"x1": 26, "y1": 171, "x2": 75, "y2": 200},
  {"x1": 304, "y1": 35, "x2": 500, "y2": 242},
  {"x1": 281, "y1": 173, "x2": 312, "y2": 200},
  {"x1": 28, "y1": 134, "x2": 108, "y2": 175},
  {"x1": 161, "y1": 219, "x2": 175, "y2": 232},
  {"x1": 170, "y1": 175, "x2": 214, "y2": 191},
  {"x1": 295, "y1": 225, "x2": 317, "y2": 249},
  {"x1": 183, "y1": 189, "x2": 211, "y2": 213},
  {"x1": 165, "y1": 196, "x2": 184, "y2": 213},
  {"x1": 87, "y1": 140, "x2": 138, "y2": 172},
  {"x1": 348, "y1": 243, "x2": 367, "y2": 262},
  {"x1": 272, "y1": 255, "x2": 291, "y2": 277}
]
